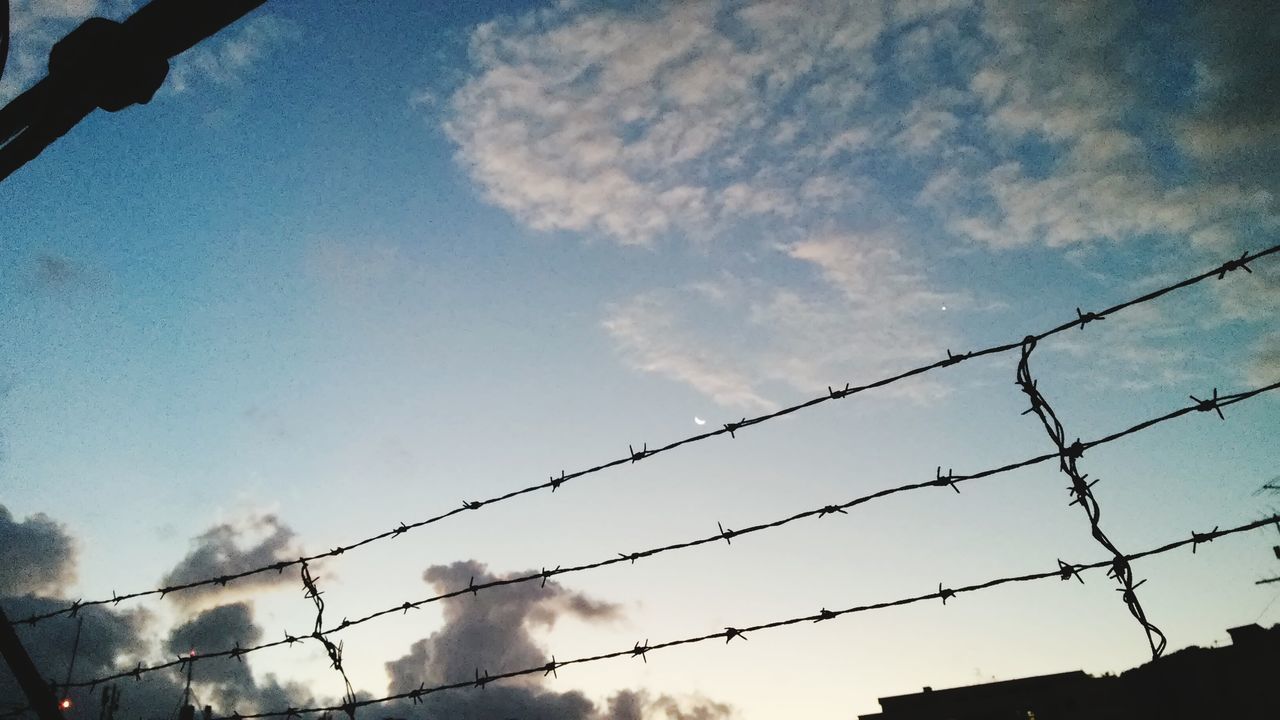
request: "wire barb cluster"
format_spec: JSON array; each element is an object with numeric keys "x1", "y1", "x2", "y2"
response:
[
  {"x1": 1016, "y1": 337, "x2": 1167, "y2": 659},
  {"x1": 299, "y1": 565, "x2": 356, "y2": 720},
  {"x1": 210, "y1": 516, "x2": 1278, "y2": 719},
  {"x1": 10, "y1": 244, "x2": 1277, "y2": 632}
]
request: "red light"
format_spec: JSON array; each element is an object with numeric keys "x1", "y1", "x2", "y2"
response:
[{"x1": 59, "y1": 699, "x2": 72, "y2": 710}]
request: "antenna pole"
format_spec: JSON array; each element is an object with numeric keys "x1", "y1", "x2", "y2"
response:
[{"x1": 0, "y1": 606, "x2": 65, "y2": 720}]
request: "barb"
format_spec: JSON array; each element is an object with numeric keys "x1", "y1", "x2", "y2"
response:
[
  {"x1": 211, "y1": 515, "x2": 1277, "y2": 719},
  {"x1": 299, "y1": 564, "x2": 357, "y2": 720},
  {"x1": 50, "y1": 377, "x2": 1280, "y2": 689},
  {"x1": 1016, "y1": 337, "x2": 1166, "y2": 659},
  {"x1": 12, "y1": 244, "x2": 1280, "y2": 629}
]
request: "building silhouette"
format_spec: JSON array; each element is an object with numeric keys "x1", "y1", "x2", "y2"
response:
[{"x1": 859, "y1": 623, "x2": 1279, "y2": 719}]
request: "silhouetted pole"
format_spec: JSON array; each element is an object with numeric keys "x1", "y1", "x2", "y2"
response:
[
  {"x1": 0, "y1": 0, "x2": 268, "y2": 182},
  {"x1": 1258, "y1": 576, "x2": 1280, "y2": 585},
  {"x1": 0, "y1": 606, "x2": 64, "y2": 720}
]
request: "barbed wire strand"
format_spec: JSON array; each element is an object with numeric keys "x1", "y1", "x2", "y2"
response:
[
  {"x1": 207, "y1": 515, "x2": 1278, "y2": 719},
  {"x1": 298, "y1": 565, "x2": 356, "y2": 720},
  {"x1": 8, "y1": 244, "x2": 1275, "y2": 630},
  {"x1": 1016, "y1": 336, "x2": 1167, "y2": 659},
  {"x1": 51, "y1": 378, "x2": 1280, "y2": 690}
]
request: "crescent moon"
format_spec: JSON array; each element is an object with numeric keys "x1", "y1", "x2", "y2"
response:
[{"x1": 694, "y1": 416, "x2": 706, "y2": 425}]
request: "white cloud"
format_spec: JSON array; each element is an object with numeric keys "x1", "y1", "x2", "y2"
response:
[
  {"x1": 1042, "y1": 302, "x2": 1201, "y2": 392},
  {"x1": 893, "y1": 105, "x2": 960, "y2": 155},
  {"x1": 604, "y1": 235, "x2": 966, "y2": 409},
  {"x1": 446, "y1": 0, "x2": 884, "y2": 245},
  {"x1": 165, "y1": 14, "x2": 297, "y2": 94},
  {"x1": 443, "y1": 0, "x2": 1280, "y2": 403},
  {"x1": 1247, "y1": 333, "x2": 1280, "y2": 388},
  {"x1": 603, "y1": 288, "x2": 778, "y2": 411},
  {"x1": 940, "y1": 160, "x2": 1274, "y2": 249}
]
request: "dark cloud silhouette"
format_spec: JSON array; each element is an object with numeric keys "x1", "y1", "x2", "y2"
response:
[
  {"x1": 0, "y1": 505, "x2": 76, "y2": 597},
  {"x1": 161, "y1": 514, "x2": 300, "y2": 608},
  {"x1": 3, "y1": 518, "x2": 732, "y2": 720},
  {"x1": 167, "y1": 604, "x2": 261, "y2": 688},
  {"x1": 1, "y1": 512, "x2": 317, "y2": 720},
  {"x1": 0, "y1": 511, "x2": 179, "y2": 720},
  {"x1": 1179, "y1": 1, "x2": 1280, "y2": 195},
  {"x1": 166, "y1": 603, "x2": 313, "y2": 716},
  {"x1": 385, "y1": 560, "x2": 619, "y2": 693},
  {"x1": 382, "y1": 561, "x2": 732, "y2": 719},
  {"x1": 33, "y1": 255, "x2": 82, "y2": 290},
  {"x1": 0, "y1": 596, "x2": 181, "y2": 719}
]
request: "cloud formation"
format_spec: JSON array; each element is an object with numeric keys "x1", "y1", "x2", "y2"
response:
[
  {"x1": 1, "y1": 510, "x2": 734, "y2": 719},
  {"x1": 604, "y1": 234, "x2": 963, "y2": 409},
  {"x1": 0, "y1": 505, "x2": 76, "y2": 597},
  {"x1": 0, "y1": 510, "x2": 302, "y2": 720},
  {"x1": 166, "y1": 603, "x2": 310, "y2": 715},
  {"x1": 447, "y1": 0, "x2": 879, "y2": 245},
  {"x1": 446, "y1": 0, "x2": 1275, "y2": 251},
  {"x1": 384, "y1": 560, "x2": 731, "y2": 720},
  {"x1": 385, "y1": 560, "x2": 618, "y2": 693},
  {"x1": 440, "y1": 0, "x2": 1280, "y2": 404},
  {"x1": 165, "y1": 14, "x2": 298, "y2": 95},
  {"x1": 160, "y1": 514, "x2": 299, "y2": 608}
]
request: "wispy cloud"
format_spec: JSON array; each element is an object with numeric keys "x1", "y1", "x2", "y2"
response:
[
  {"x1": 446, "y1": 0, "x2": 879, "y2": 245},
  {"x1": 165, "y1": 14, "x2": 298, "y2": 94},
  {"x1": 441, "y1": 0, "x2": 1280, "y2": 403},
  {"x1": 604, "y1": 235, "x2": 967, "y2": 409}
]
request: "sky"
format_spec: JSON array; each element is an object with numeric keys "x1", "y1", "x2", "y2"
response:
[{"x1": 1, "y1": 0, "x2": 1279, "y2": 718}]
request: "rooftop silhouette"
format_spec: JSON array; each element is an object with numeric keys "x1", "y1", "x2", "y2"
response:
[{"x1": 859, "y1": 623, "x2": 1280, "y2": 719}]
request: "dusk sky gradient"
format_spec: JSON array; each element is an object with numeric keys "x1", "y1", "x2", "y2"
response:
[{"x1": 2, "y1": 1, "x2": 1278, "y2": 718}]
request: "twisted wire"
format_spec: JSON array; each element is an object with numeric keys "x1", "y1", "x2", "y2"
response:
[
  {"x1": 1017, "y1": 336, "x2": 1167, "y2": 658},
  {"x1": 298, "y1": 565, "x2": 356, "y2": 720}
]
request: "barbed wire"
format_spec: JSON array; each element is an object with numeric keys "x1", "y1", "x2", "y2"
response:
[
  {"x1": 50, "y1": 377, "x2": 1280, "y2": 690},
  {"x1": 206, "y1": 514, "x2": 1279, "y2": 719},
  {"x1": 8, "y1": 245, "x2": 1274, "y2": 630},
  {"x1": 1016, "y1": 336, "x2": 1167, "y2": 659},
  {"x1": 298, "y1": 565, "x2": 356, "y2": 720}
]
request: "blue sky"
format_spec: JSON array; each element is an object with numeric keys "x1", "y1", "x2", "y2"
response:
[{"x1": 2, "y1": 1, "x2": 1279, "y2": 718}]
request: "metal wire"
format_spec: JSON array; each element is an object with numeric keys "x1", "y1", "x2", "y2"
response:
[
  {"x1": 1017, "y1": 337, "x2": 1168, "y2": 658},
  {"x1": 49, "y1": 377, "x2": 1280, "y2": 690},
  {"x1": 9, "y1": 244, "x2": 1275, "y2": 630},
  {"x1": 298, "y1": 565, "x2": 356, "y2": 720},
  {"x1": 209, "y1": 514, "x2": 1280, "y2": 719}
]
